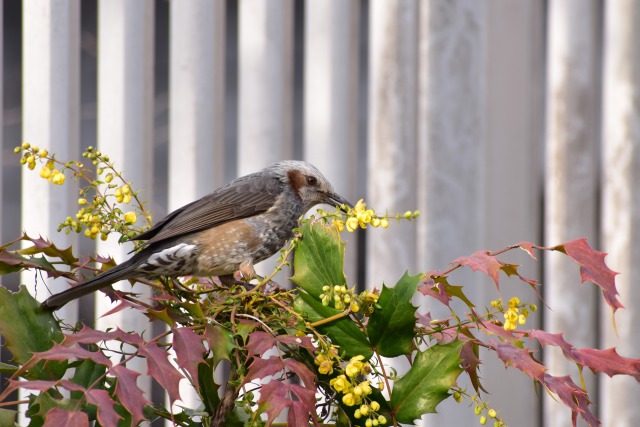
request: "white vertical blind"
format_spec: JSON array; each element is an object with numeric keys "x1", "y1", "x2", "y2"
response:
[
  {"x1": 169, "y1": 0, "x2": 226, "y2": 210},
  {"x1": 304, "y1": 0, "x2": 360, "y2": 280},
  {"x1": 367, "y1": 0, "x2": 418, "y2": 285},
  {"x1": 544, "y1": 2, "x2": 600, "y2": 426},
  {"x1": 96, "y1": 0, "x2": 155, "y2": 405},
  {"x1": 417, "y1": 2, "x2": 487, "y2": 425},
  {"x1": 238, "y1": 0, "x2": 294, "y2": 172},
  {"x1": 21, "y1": 0, "x2": 80, "y2": 317},
  {"x1": 601, "y1": 1, "x2": 640, "y2": 424},
  {"x1": 482, "y1": 2, "x2": 544, "y2": 426}
]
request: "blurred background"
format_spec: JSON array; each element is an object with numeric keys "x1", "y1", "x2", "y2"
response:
[{"x1": 1, "y1": 1, "x2": 639, "y2": 426}]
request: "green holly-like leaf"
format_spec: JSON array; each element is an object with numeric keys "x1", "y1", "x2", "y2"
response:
[
  {"x1": 367, "y1": 272, "x2": 421, "y2": 357},
  {"x1": 291, "y1": 220, "x2": 347, "y2": 298},
  {"x1": 198, "y1": 360, "x2": 220, "y2": 417},
  {"x1": 0, "y1": 285, "x2": 67, "y2": 380},
  {"x1": 204, "y1": 325, "x2": 236, "y2": 367},
  {"x1": 391, "y1": 341, "x2": 464, "y2": 423},
  {"x1": 293, "y1": 291, "x2": 372, "y2": 360}
]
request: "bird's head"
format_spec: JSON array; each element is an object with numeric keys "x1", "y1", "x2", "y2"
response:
[{"x1": 268, "y1": 160, "x2": 352, "y2": 212}]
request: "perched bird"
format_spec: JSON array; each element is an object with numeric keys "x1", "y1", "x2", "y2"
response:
[{"x1": 42, "y1": 160, "x2": 351, "y2": 310}]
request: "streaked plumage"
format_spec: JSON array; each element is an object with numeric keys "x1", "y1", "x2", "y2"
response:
[{"x1": 42, "y1": 161, "x2": 351, "y2": 310}]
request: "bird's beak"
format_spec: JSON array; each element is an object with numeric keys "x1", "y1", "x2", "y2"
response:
[{"x1": 323, "y1": 192, "x2": 353, "y2": 212}]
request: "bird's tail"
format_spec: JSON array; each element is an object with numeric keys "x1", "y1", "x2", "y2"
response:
[{"x1": 41, "y1": 259, "x2": 138, "y2": 311}]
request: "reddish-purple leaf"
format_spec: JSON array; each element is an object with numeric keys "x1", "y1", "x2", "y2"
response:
[
  {"x1": 5, "y1": 379, "x2": 57, "y2": 394},
  {"x1": 418, "y1": 275, "x2": 452, "y2": 306},
  {"x1": 32, "y1": 343, "x2": 112, "y2": 367},
  {"x1": 43, "y1": 408, "x2": 89, "y2": 427},
  {"x1": 572, "y1": 348, "x2": 640, "y2": 381},
  {"x1": 258, "y1": 381, "x2": 290, "y2": 426},
  {"x1": 110, "y1": 364, "x2": 150, "y2": 426},
  {"x1": 517, "y1": 242, "x2": 538, "y2": 259},
  {"x1": 527, "y1": 330, "x2": 575, "y2": 359},
  {"x1": 554, "y1": 238, "x2": 622, "y2": 312},
  {"x1": 138, "y1": 342, "x2": 183, "y2": 403},
  {"x1": 478, "y1": 320, "x2": 523, "y2": 346},
  {"x1": 494, "y1": 342, "x2": 546, "y2": 382},
  {"x1": 415, "y1": 311, "x2": 433, "y2": 327},
  {"x1": 283, "y1": 358, "x2": 316, "y2": 389},
  {"x1": 246, "y1": 331, "x2": 277, "y2": 357},
  {"x1": 460, "y1": 341, "x2": 486, "y2": 393},
  {"x1": 454, "y1": 251, "x2": 502, "y2": 288},
  {"x1": 543, "y1": 374, "x2": 599, "y2": 427},
  {"x1": 62, "y1": 326, "x2": 143, "y2": 348},
  {"x1": 86, "y1": 389, "x2": 121, "y2": 427},
  {"x1": 172, "y1": 327, "x2": 206, "y2": 387},
  {"x1": 243, "y1": 356, "x2": 285, "y2": 386},
  {"x1": 276, "y1": 335, "x2": 316, "y2": 354}
]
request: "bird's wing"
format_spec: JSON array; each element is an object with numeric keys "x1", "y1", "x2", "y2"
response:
[{"x1": 133, "y1": 174, "x2": 284, "y2": 247}]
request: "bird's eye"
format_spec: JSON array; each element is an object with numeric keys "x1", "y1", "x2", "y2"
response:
[{"x1": 306, "y1": 176, "x2": 318, "y2": 186}]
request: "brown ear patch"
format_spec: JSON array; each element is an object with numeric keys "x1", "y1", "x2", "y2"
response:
[{"x1": 287, "y1": 169, "x2": 305, "y2": 198}]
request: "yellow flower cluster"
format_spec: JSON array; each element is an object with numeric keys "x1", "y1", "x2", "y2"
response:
[
  {"x1": 491, "y1": 297, "x2": 536, "y2": 331},
  {"x1": 115, "y1": 184, "x2": 132, "y2": 204},
  {"x1": 314, "y1": 346, "x2": 339, "y2": 376},
  {"x1": 319, "y1": 285, "x2": 379, "y2": 314},
  {"x1": 333, "y1": 199, "x2": 390, "y2": 233},
  {"x1": 16, "y1": 143, "x2": 66, "y2": 185},
  {"x1": 329, "y1": 355, "x2": 386, "y2": 425},
  {"x1": 473, "y1": 401, "x2": 503, "y2": 426}
]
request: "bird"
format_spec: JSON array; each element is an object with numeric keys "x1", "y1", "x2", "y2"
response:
[{"x1": 42, "y1": 160, "x2": 352, "y2": 310}]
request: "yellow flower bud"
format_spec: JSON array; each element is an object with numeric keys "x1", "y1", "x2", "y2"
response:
[
  {"x1": 342, "y1": 392, "x2": 356, "y2": 407},
  {"x1": 51, "y1": 172, "x2": 65, "y2": 185},
  {"x1": 105, "y1": 173, "x2": 114, "y2": 183},
  {"x1": 378, "y1": 415, "x2": 387, "y2": 424},
  {"x1": 78, "y1": 198, "x2": 87, "y2": 205},
  {"x1": 100, "y1": 233, "x2": 109, "y2": 241},
  {"x1": 480, "y1": 415, "x2": 487, "y2": 425},
  {"x1": 346, "y1": 217, "x2": 359, "y2": 232},
  {"x1": 370, "y1": 401, "x2": 380, "y2": 411},
  {"x1": 403, "y1": 210, "x2": 412, "y2": 219},
  {"x1": 124, "y1": 211, "x2": 137, "y2": 224},
  {"x1": 38, "y1": 149, "x2": 48, "y2": 158},
  {"x1": 518, "y1": 314, "x2": 527, "y2": 325},
  {"x1": 39, "y1": 167, "x2": 52, "y2": 179},
  {"x1": 508, "y1": 297, "x2": 520, "y2": 308},
  {"x1": 371, "y1": 217, "x2": 381, "y2": 227},
  {"x1": 332, "y1": 219, "x2": 345, "y2": 232},
  {"x1": 28, "y1": 161, "x2": 36, "y2": 170},
  {"x1": 14, "y1": 146, "x2": 21, "y2": 153},
  {"x1": 26, "y1": 155, "x2": 35, "y2": 164},
  {"x1": 488, "y1": 409, "x2": 497, "y2": 418},
  {"x1": 123, "y1": 194, "x2": 132, "y2": 204},
  {"x1": 21, "y1": 142, "x2": 30, "y2": 149},
  {"x1": 350, "y1": 301, "x2": 360, "y2": 313},
  {"x1": 380, "y1": 218, "x2": 389, "y2": 228},
  {"x1": 359, "y1": 404, "x2": 369, "y2": 415}
]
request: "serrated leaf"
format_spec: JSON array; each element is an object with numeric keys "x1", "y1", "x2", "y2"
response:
[
  {"x1": 291, "y1": 220, "x2": 346, "y2": 298},
  {"x1": 553, "y1": 238, "x2": 622, "y2": 313},
  {"x1": 367, "y1": 272, "x2": 420, "y2": 357},
  {"x1": 0, "y1": 286, "x2": 67, "y2": 380},
  {"x1": 172, "y1": 327, "x2": 206, "y2": 387},
  {"x1": 293, "y1": 291, "x2": 372, "y2": 359},
  {"x1": 391, "y1": 341, "x2": 464, "y2": 423},
  {"x1": 43, "y1": 407, "x2": 89, "y2": 427},
  {"x1": 204, "y1": 325, "x2": 236, "y2": 367}
]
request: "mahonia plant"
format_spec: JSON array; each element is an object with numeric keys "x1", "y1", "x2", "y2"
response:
[{"x1": 0, "y1": 146, "x2": 639, "y2": 427}]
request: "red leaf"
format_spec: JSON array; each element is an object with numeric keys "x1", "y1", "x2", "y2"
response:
[
  {"x1": 138, "y1": 342, "x2": 183, "y2": 403},
  {"x1": 554, "y1": 238, "x2": 622, "y2": 312},
  {"x1": 43, "y1": 408, "x2": 88, "y2": 427},
  {"x1": 478, "y1": 320, "x2": 523, "y2": 346},
  {"x1": 527, "y1": 330, "x2": 574, "y2": 359},
  {"x1": 258, "y1": 381, "x2": 290, "y2": 425},
  {"x1": 572, "y1": 348, "x2": 640, "y2": 381},
  {"x1": 454, "y1": 251, "x2": 502, "y2": 289},
  {"x1": 543, "y1": 374, "x2": 599, "y2": 427},
  {"x1": 63, "y1": 326, "x2": 143, "y2": 347},
  {"x1": 517, "y1": 241, "x2": 538, "y2": 259},
  {"x1": 460, "y1": 341, "x2": 486, "y2": 394},
  {"x1": 243, "y1": 356, "x2": 285, "y2": 386},
  {"x1": 110, "y1": 364, "x2": 150, "y2": 425},
  {"x1": 276, "y1": 335, "x2": 316, "y2": 354},
  {"x1": 86, "y1": 389, "x2": 121, "y2": 427},
  {"x1": 32, "y1": 343, "x2": 112, "y2": 367},
  {"x1": 288, "y1": 384, "x2": 319, "y2": 426},
  {"x1": 283, "y1": 358, "x2": 316, "y2": 389},
  {"x1": 418, "y1": 275, "x2": 452, "y2": 306},
  {"x1": 6, "y1": 379, "x2": 57, "y2": 394},
  {"x1": 246, "y1": 331, "x2": 277, "y2": 357},
  {"x1": 172, "y1": 327, "x2": 206, "y2": 387},
  {"x1": 494, "y1": 342, "x2": 546, "y2": 382}
]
